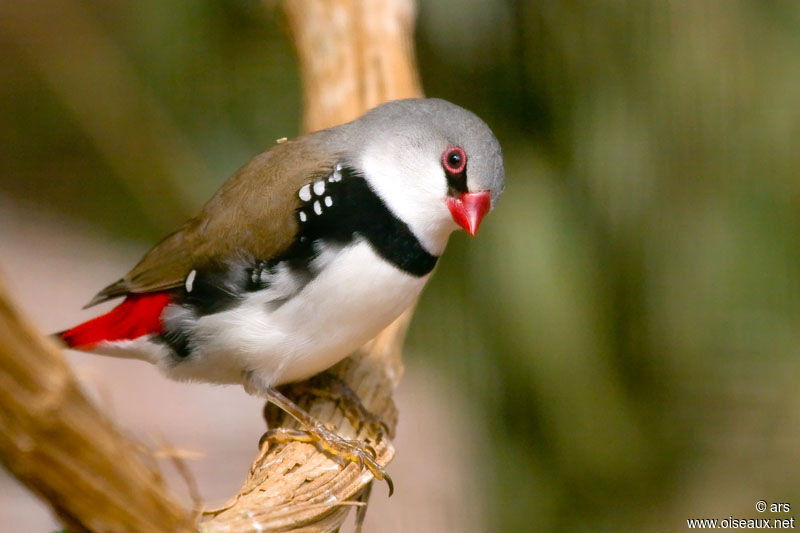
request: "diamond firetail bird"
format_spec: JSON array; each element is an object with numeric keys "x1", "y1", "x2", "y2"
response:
[{"x1": 59, "y1": 98, "x2": 505, "y2": 489}]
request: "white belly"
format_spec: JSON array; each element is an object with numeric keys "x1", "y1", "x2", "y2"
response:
[{"x1": 159, "y1": 239, "x2": 429, "y2": 388}]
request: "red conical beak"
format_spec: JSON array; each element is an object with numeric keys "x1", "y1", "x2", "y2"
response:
[{"x1": 446, "y1": 191, "x2": 491, "y2": 236}]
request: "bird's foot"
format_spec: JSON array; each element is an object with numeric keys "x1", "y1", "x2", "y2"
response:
[
  {"x1": 259, "y1": 384, "x2": 394, "y2": 496},
  {"x1": 259, "y1": 425, "x2": 393, "y2": 496},
  {"x1": 288, "y1": 372, "x2": 392, "y2": 441}
]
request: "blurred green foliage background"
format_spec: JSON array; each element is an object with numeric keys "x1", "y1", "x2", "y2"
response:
[{"x1": 3, "y1": 1, "x2": 800, "y2": 531}]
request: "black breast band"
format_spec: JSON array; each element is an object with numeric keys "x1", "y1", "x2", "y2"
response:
[{"x1": 293, "y1": 166, "x2": 438, "y2": 277}]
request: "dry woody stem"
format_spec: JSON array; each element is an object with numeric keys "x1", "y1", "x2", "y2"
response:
[{"x1": 0, "y1": 278, "x2": 195, "y2": 532}]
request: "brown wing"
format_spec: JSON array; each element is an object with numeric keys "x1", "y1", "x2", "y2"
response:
[{"x1": 86, "y1": 135, "x2": 336, "y2": 307}]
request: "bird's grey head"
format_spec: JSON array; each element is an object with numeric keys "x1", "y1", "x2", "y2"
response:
[{"x1": 335, "y1": 98, "x2": 505, "y2": 254}]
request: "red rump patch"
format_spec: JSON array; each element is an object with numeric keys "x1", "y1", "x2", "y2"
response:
[{"x1": 59, "y1": 292, "x2": 171, "y2": 349}]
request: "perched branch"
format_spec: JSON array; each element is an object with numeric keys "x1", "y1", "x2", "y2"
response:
[
  {"x1": 199, "y1": 1, "x2": 424, "y2": 531},
  {"x1": 284, "y1": 0, "x2": 423, "y2": 131},
  {"x1": 0, "y1": 276, "x2": 194, "y2": 532}
]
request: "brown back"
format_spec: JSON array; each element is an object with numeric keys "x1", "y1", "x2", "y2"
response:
[{"x1": 88, "y1": 136, "x2": 336, "y2": 306}]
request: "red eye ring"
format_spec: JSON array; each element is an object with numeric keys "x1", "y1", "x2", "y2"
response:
[{"x1": 442, "y1": 146, "x2": 467, "y2": 175}]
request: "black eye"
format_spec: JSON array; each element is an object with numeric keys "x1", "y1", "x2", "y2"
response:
[
  {"x1": 448, "y1": 151, "x2": 462, "y2": 168},
  {"x1": 442, "y1": 146, "x2": 467, "y2": 175}
]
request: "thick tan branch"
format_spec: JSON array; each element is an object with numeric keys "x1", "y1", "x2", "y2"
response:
[
  {"x1": 0, "y1": 276, "x2": 194, "y2": 532},
  {"x1": 285, "y1": 0, "x2": 423, "y2": 131}
]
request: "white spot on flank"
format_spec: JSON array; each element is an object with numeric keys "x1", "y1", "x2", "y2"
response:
[
  {"x1": 299, "y1": 184, "x2": 312, "y2": 201},
  {"x1": 324, "y1": 196, "x2": 333, "y2": 207},
  {"x1": 185, "y1": 269, "x2": 196, "y2": 293},
  {"x1": 298, "y1": 210, "x2": 307, "y2": 222},
  {"x1": 313, "y1": 200, "x2": 323, "y2": 215},
  {"x1": 313, "y1": 180, "x2": 325, "y2": 195},
  {"x1": 275, "y1": 137, "x2": 287, "y2": 144}
]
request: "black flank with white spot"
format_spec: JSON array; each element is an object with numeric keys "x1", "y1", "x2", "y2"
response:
[{"x1": 159, "y1": 164, "x2": 438, "y2": 358}]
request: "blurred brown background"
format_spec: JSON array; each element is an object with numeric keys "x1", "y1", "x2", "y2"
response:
[{"x1": 3, "y1": 1, "x2": 800, "y2": 531}]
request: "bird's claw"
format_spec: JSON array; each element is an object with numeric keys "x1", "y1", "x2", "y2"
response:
[
  {"x1": 259, "y1": 423, "x2": 393, "y2": 496},
  {"x1": 290, "y1": 372, "x2": 393, "y2": 442}
]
